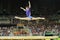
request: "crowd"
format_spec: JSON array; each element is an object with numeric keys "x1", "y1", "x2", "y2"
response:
[
  {"x1": 27, "y1": 24, "x2": 59, "y2": 36},
  {"x1": 0, "y1": 24, "x2": 60, "y2": 36}
]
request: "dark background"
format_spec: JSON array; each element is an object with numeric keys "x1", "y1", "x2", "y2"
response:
[
  {"x1": 0, "y1": 0, "x2": 60, "y2": 17},
  {"x1": 0, "y1": 0, "x2": 60, "y2": 26}
]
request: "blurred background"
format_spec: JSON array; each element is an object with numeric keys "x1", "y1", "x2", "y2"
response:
[{"x1": 0, "y1": 0, "x2": 60, "y2": 36}]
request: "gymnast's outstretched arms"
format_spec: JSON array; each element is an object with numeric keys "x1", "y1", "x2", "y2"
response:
[
  {"x1": 20, "y1": 7, "x2": 26, "y2": 11},
  {"x1": 28, "y1": 1, "x2": 31, "y2": 8}
]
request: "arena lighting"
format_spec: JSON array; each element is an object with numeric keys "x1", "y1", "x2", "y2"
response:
[{"x1": 15, "y1": 16, "x2": 45, "y2": 20}]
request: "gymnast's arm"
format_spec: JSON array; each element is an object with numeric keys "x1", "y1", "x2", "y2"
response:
[
  {"x1": 28, "y1": 1, "x2": 31, "y2": 8},
  {"x1": 20, "y1": 7, "x2": 26, "y2": 11}
]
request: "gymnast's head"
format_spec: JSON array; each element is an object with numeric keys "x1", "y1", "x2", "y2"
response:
[{"x1": 26, "y1": 6, "x2": 29, "y2": 9}]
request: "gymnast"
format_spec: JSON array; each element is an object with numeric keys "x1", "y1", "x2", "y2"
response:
[{"x1": 20, "y1": 1, "x2": 32, "y2": 19}]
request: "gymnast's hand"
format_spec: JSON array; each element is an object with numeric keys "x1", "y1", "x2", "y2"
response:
[
  {"x1": 20, "y1": 7, "x2": 26, "y2": 11},
  {"x1": 28, "y1": 1, "x2": 31, "y2": 8},
  {"x1": 20, "y1": 7, "x2": 23, "y2": 9}
]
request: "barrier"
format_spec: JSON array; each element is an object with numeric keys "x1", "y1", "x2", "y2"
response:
[{"x1": 0, "y1": 36, "x2": 58, "y2": 40}]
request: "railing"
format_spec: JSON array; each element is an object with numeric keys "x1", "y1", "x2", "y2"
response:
[{"x1": 0, "y1": 36, "x2": 58, "y2": 40}]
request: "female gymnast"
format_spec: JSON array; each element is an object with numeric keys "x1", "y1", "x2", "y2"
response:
[{"x1": 20, "y1": 1, "x2": 32, "y2": 19}]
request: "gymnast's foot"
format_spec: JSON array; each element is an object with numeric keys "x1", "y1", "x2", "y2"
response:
[{"x1": 28, "y1": 16, "x2": 32, "y2": 19}]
